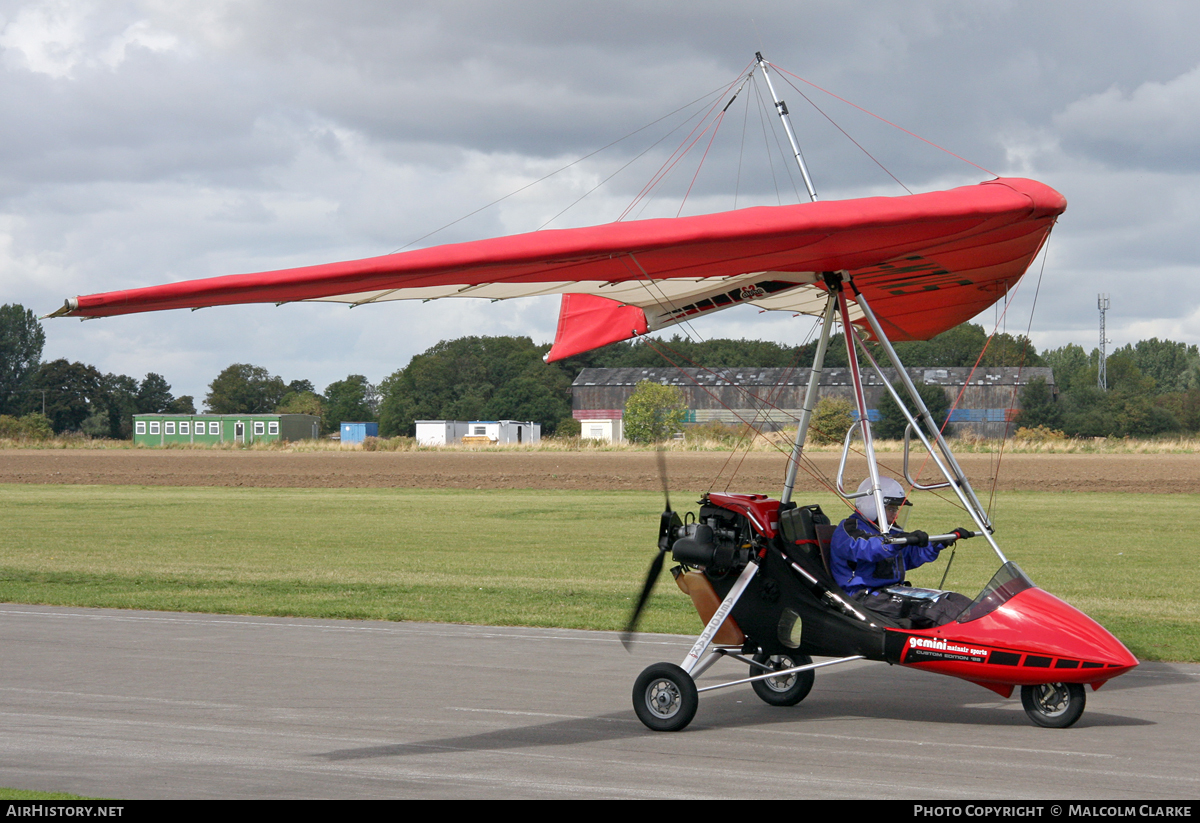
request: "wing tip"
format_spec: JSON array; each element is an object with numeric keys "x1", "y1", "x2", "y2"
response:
[{"x1": 43, "y1": 297, "x2": 79, "y2": 319}]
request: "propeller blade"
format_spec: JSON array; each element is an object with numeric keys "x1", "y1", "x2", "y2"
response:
[
  {"x1": 656, "y1": 447, "x2": 671, "y2": 514},
  {"x1": 623, "y1": 446, "x2": 680, "y2": 650},
  {"x1": 621, "y1": 547, "x2": 667, "y2": 650}
]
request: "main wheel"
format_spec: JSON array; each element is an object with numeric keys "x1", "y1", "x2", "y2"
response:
[
  {"x1": 1021, "y1": 682, "x2": 1086, "y2": 728},
  {"x1": 633, "y1": 663, "x2": 698, "y2": 731},
  {"x1": 750, "y1": 652, "x2": 815, "y2": 707}
]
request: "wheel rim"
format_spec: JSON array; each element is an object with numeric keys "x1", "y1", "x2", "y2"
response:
[
  {"x1": 1032, "y1": 683, "x2": 1071, "y2": 717},
  {"x1": 645, "y1": 678, "x2": 682, "y2": 719},
  {"x1": 763, "y1": 656, "x2": 797, "y2": 693}
]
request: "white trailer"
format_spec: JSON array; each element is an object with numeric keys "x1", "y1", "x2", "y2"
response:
[{"x1": 415, "y1": 420, "x2": 470, "y2": 446}]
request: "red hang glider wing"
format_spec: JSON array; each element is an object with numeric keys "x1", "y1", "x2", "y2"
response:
[{"x1": 50, "y1": 177, "x2": 1064, "y2": 359}]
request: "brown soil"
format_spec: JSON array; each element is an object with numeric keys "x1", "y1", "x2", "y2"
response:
[{"x1": 0, "y1": 449, "x2": 1194, "y2": 493}]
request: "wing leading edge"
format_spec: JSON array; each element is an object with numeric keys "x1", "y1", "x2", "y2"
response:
[{"x1": 49, "y1": 177, "x2": 1065, "y2": 361}]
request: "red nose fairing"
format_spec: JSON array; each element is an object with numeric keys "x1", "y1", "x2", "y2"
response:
[{"x1": 885, "y1": 584, "x2": 1138, "y2": 698}]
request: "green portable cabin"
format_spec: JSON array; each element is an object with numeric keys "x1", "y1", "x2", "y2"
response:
[{"x1": 133, "y1": 414, "x2": 320, "y2": 446}]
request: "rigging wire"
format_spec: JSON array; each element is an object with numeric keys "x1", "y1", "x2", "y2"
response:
[
  {"x1": 676, "y1": 109, "x2": 728, "y2": 217},
  {"x1": 986, "y1": 229, "x2": 1053, "y2": 518},
  {"x1": 718, "y1": 314, "x2": 827, "y2": 492},
  {"x1": 621, "y1": 253, "x2": 706, "y2": 346},
  {"x1": 637, "y1": 336, "x2": 849, "y2": 501},
  {"x1": 750, "y1": 77, "x2": 797, "y2": 205},
  {"x1": 845, "y1": 324, "x2": 971, "y2": 516},
  {"x1": 774, "y1": 73, "x2": 912, "y2": 195},
  {"x1": 617, "y1": 63, "x2": 753, "y2": 222},
  {"x1": 721, "y1": 321, "x2": 821, "y2": 492},
  {"x1": 388, "y1": 82, "x2": 734, "y2": 253},
  {"x1": 771, "y1": 65, "x2": 998, "y2": 178},
  {"x1": 733, "y1": 78, "x2": 751, "y2": 210},
  {"x1": 636, "y1": 322, "x2": 862, "y2": 501},
  {"x1": 379, "y1": 56, "x2": 1031, "y2": 525},
  {"x1": 534, "y1": 99, "x2": 716, "y2": 231}
]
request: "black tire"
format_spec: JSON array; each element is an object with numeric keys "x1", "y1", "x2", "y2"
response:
[
  {"x1": 1021, "y1": 683, "x2": 1086, "y2": 728},
  {"x1": 633, "y1": 663, "x2": 698, "y2": 731},
  {"x1": 750, "y1": 652, "x2": 815, "y2": 707}
]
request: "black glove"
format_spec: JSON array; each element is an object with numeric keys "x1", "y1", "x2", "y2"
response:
[
  {"x1": 952, "y1": 527, "x2": 975, "y2": 540},
  {"x1": 904, "y1": 530, "x2": 929, "y2": 547}
]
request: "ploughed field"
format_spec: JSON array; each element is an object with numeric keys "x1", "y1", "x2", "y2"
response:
[{"x1": 0, "y1": 449, "x2": 1194, "y2": 494}]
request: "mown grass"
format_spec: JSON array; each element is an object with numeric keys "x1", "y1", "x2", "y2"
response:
[{"x1": 1, "y1": 484, "x2": 1195, "y2": 660}]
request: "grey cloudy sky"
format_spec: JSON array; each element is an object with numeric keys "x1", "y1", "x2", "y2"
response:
[{"x1": 2, "y1": 0, "x2": 1198, "y2": 403}]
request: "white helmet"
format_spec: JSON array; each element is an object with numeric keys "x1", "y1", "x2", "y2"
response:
[{"x1": 855, "y1": 477, "x2": 911, "y2": 523}]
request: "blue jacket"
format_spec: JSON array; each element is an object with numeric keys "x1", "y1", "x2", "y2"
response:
[{"x1": 830, "y1": 514, "x2": 946, "y2": 595}]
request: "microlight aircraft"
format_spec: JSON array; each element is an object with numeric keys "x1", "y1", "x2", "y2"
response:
[{"x1": 49, "y1": 55, "x2": 1136, "y2": 731}]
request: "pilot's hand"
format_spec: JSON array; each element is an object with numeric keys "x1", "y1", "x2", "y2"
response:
[
  {"x1": 952, "y1": 527, "x2": 975, "y2": 540},
  {"x1": 904, "y1": 530, "x2": 929, "y2": 547}
]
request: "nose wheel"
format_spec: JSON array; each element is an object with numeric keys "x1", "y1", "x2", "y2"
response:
[
  {"x1": 1021, "y1": 682, "x2": 1086, "y2": 728},
  {"x1": 633, "y1": 663, "x2": 698, "y2": 731}
]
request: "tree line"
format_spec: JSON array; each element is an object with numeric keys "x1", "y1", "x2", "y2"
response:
[
  {"x1": 4, "y1": 299, "x2": 1198, "y2": 440},
  {"x1": 0, "y1": 304, "x2": 378, "y2": 437},
  {"x1": 1017, "y1": 339, "x2": 1200, "y2": 437}
]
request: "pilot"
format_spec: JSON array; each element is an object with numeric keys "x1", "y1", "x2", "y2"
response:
[{"x1": 830, "y1": 477, "x2": 972, "y2": 628}]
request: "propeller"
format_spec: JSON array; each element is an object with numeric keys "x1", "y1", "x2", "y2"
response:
[{"x1": 621, "y1": 449, "x2": 681, "y2": 650}]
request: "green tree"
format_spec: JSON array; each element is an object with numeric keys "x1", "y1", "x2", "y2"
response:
[
  {"x1": 483, "y1": 374, "x2": 570, "y2": 432},
  {"x1": 1156, "y1": 389, "x2": 1200, "y2": 433},
  {"x1": 100, "y1": 373, "x2": 140, "y2": 438},
  {"x1": 26, "y1": 359, "x2": 103, "y2": 433},
  {"x1": 978, "y1": 330, "x2": 1042, "y2": 368},
  {"x1": 205, "y1": 364, "x2": 287, "y2": 413},
  {"x1": 1059, "y1": 385, "x2": 1115, "y2": 437},
  {"x1": 0, "y1": 304, "x2": 46, "y2": 416},
  {"x1": 1114, "y1": 338, "x2": 1200, "y2": 395},
  {"x1": 809, "y1": 396, "x2": 855, "y2": 444},
  {"x1": 561, "y1": 335, "x2": 808, "y2": 374},
  {"x1": 623, "y1": 381, "x2": 686, "y2": 443},
  {"x1": 167, "y1": 395, "x2": 196, "y2": 414},
  {"x1": 277, "y1": 390, "x2": 324, "y2": 418},
  {"x1": 874, "y1": 380, "x2": 952, "y2": 440},
  {"x1": 136, "y1": 373, "x2": 175, "y2": 413},
  {"x1": 378, "y1": 337, "x2": 570, "y2": 436},
  {"x1": 1043, "y1": 344, "x2": 1091, "y2": 394},
  {"x1": 555, "y1": 416, "x2": 582, "y2": 437},
  {"x1": 322, "y1": 375, "x2": 377, "y2": 433},
  {"x1": 892, "y1": 324, "x2": 988, "y2": 367},
  {"x1": 0, "y1": 413, "x2": 53, "y2": 440},
  {"x1": 1014, "y1": 376, "x2": 1061, "y2": 431}
]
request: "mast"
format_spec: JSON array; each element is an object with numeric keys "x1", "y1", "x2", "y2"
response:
[
  {"x1": 780, "y1": 290, "x2": 837, "y2": 505},
  {"x1": 756, "y1": 52, "x2": 818, "y2": 203},
  {"x1": 766, "y1": 50, "x2": 824, "y2": 502}
]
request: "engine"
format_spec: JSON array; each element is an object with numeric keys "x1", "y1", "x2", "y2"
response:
[{"x1": 669, "y1": 502, "x2": 754, "y2": 575}]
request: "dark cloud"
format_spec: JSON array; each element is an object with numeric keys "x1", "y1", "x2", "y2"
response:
[{"x1": 2, "y1": 0, "x2": 1198, "y2": 400}]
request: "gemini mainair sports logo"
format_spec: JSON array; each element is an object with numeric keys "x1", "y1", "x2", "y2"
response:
[
  {"x1": 661, "y1": 280, "x2": 796, "y2": 323},
  {"x1": 905, "y1": 636, "x2": 988, "y2": 664}
]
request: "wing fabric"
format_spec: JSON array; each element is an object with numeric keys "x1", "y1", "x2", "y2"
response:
[{"x1": 50, "y1": 177, "x2": 1065, "y2": 360}]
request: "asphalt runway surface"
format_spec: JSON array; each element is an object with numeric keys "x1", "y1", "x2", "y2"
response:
[{"x1": 1, "y1": 605, "x2": 1196, "y2": 800}]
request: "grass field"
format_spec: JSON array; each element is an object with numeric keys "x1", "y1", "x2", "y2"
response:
[{"x1": 1, "y1": 484, "x2": 1195, "y2": 661}]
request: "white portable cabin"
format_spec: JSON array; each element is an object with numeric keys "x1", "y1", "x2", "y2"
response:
[
  {"x1": 579, "y1": 418, "x2": 623, "y2": 443},
  {"x1": 415, "y1": 420, "x2": 470, "y2": 446},
  {"x1": 466, "y1": 420, "x2": 541, "y2": 444}
]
